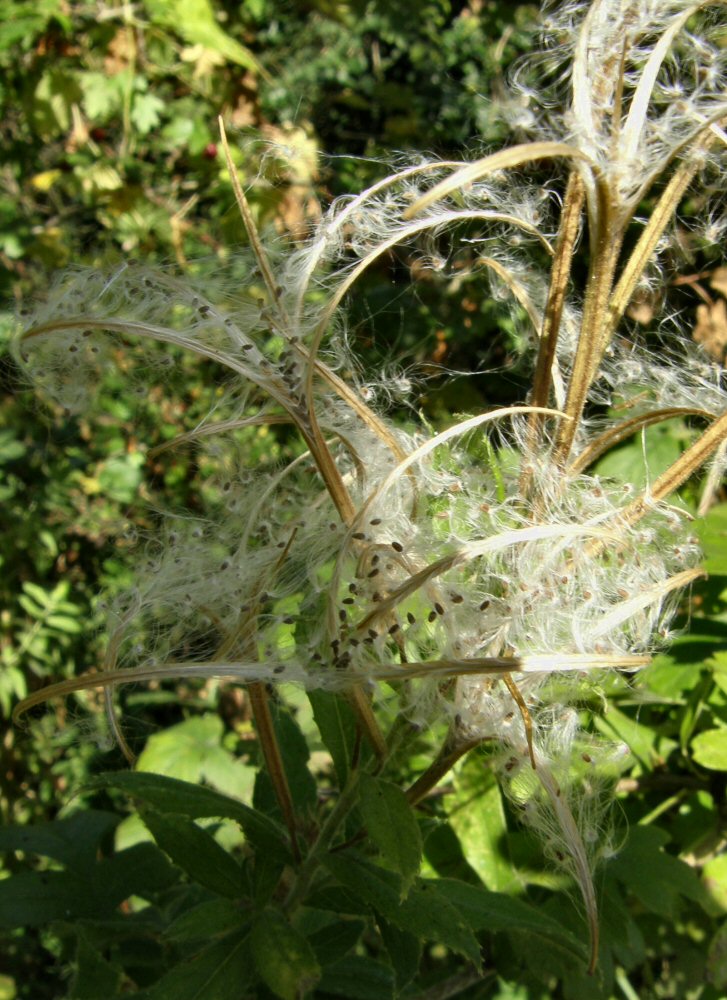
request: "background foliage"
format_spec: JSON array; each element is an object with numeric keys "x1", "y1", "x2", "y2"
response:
[{"x1": 1, "y1": 2, "x2": 726, "y2": 998}]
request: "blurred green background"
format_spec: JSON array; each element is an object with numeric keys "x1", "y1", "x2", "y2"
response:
[{"x1": 2, "y1": 2, "x2": 727, "y2": 998}]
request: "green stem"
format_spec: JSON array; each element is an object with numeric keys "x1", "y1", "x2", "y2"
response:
[{"x1": 283, "y1": 770, "x2": 361, "y2": 913}]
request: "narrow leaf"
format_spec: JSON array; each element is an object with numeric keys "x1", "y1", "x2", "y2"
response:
[
  {"x1": 85, "y1": 771, "x2": 292, "y2": 862},
  {"x1": 140, "y1": 809, "x2": 245, "y2": 898},
  {"x1": 359, "y1": 775, "x2": 422, "y2": 895},
  {"x1": 309, "y1": 689, "x2": 357, "y2": 787}
]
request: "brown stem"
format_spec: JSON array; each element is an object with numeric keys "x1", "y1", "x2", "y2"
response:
[
  {"x1": 247, "y1": 681, "x2": 301, "y2": 863},
  {"x1": 555, "y1": 179, "x2": 622, "y2": 463},
  {"x1": 526, "y1": 171, "x2": 585, "y2": 455},
  {"x1": 406, "y1": 735, "x2": 484, "y2": 807}
]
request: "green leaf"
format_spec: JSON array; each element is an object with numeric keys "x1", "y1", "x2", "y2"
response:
[
  {"x1": 140, "y1": 809, "x2": 245, "y2": 897},
  {"x1": 141, "y1": 0, "x2": 263, "y2": 73},
  {"x1": 253, "y1": 701, "x2": 317, "y2": 817},
  {"x1": 594, "y1": 703, "x2": 669, "y2": 769},
  {"x1": 422, "y1": 820, "x2": 482, "y2": 884},
  {"x1": 710, "y1": 651, "x2": 727, "y2": 697},
  {"x1": 691, "y1": 728, "x2": 727, "y2": 770},
  {"x1": 377, "y1": 917, "x2": 421, "y2": 993},
  {"x1": 359, "y1": 775, "x2": 422, "y2": 895},
  {"x1": 0, "y1": 843, "x2": 177, "y2": 928},
  {"x1": 708, "y1": 921, "x2": 727, "y2": 991},
  {"x1": 0, "y1": 810, "x2": 119, "y2": 872},
  {"x1": 31, "y1": 68, "x2": 83, "y2": 137},
  {"x1": 433, "y1": 878, "x2": 588, "y2": 963},
  {"x1": 309, "y1": 689, "x2": 357, "y2": 786},
  {"x1": 593, "y1": 421, "x2": 684, "y2": 491},
  {"x1": 703, "y1": 854, "x2": 727, "y2": 914},
  {"x1": 138, "y1": 929, "x2": 253, "y2": 1000},
  {"x1": 697, "y1": 504, "x2": 727, "y2": 575},
  {"x1": 323, "y1": 853, "x2": 481, "y2": 967},
  {"x1": 45, "y1": 614, "x2": 82, "y2": 633},
  {"x1": 609, "y1": 826, "x2": 708, "y2": 915},
  {"x1": 448, "y1": 757, "x2": 518, "y2": 893},
  {"x1": 21, "y1": 581, "x2": 54, "y2": 609},
  {"x1": 0, "y1": 869, "x2": 110, "y2": 928},
  {"x1": 79, "y1": 71, "x2": 122, "y2": 120},
  {"x1": 131, "y1": 92, "x2": 166, "y2": 134},
  {"x1": 0, "y1": 429, "x2": 26, "y2": 462},
  {"x1": 135, "y1": 714, "x2": 255, "y2": 800},
  {"x1": 250, "y1": 909, "x2": 321, "y2": 1000},
  {"x1": 306, "y1": 918, "x2": 365, "y2": 966},
  {"x1": 70, "y1": 931, "x2": 123, "y2": 999},
  {"x1": 97, "y1": 454, "x2": 144, "y2": 502},
  {"x1": 85, "y1": 771, "x2": 292, "y2": 863},
  {"x1": 166, "y1": 898, "x2": 248, "y2": 944},
  {"x1": 94, "y1": 841, "x2": 181, "y2": 903},
  {"x1": 317, "y1": 955, "x2": 396, "y2": 1000}
]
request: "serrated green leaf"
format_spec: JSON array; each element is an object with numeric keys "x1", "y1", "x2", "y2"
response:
[
  {"x1": 140, "y1": 809, "x2": 245, "y2": 897},
  {"x1": 378, "y1": 917, "x2": 421, "y2": 993},
  {"x1": 85, "y1": 771, "x2": 291, "y2": 863},
  {"x1": 433, "y1": 878, "x2": 588, "y2": 963},
  {"x1": 135, "y1": 714, "x2": 255, "y2": 800},
  {"x1": 359, "y1": 775, "x2": 421, "y2": 894},
  {"x1": 323, "y1": 853, "x2": 481, "y2": 967},
  {"x1": 691, "y1": 728, "x2": 727, "y2": 770},
  {"x1": 317, "y1": 955, "x2": 396, "y2": 1000},
  {"x1": 138, "y1": 929, "x2": 253, "y2": 1000},
  {"x1": 79, "y1": 71, "x2": 122, "y2": 120},
  {"x1": 131, "y1": 92, "x2": 166, "y2": 134},
  {"x1": 250, "y1": 909, "x2": 320, "y2": 1000}
]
